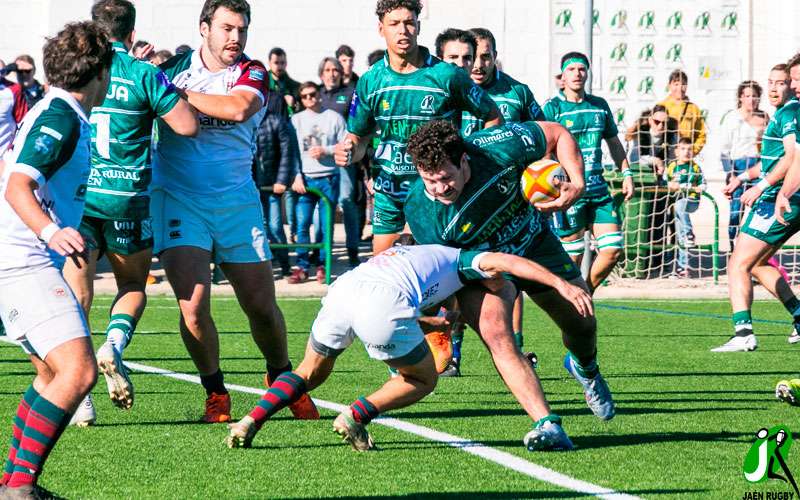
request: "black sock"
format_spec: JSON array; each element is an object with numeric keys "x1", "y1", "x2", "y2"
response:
[
  {"x1": 267, "y1": 362, "x2": 293, "y2": 384},
  {"x1": 200, "y1": 369, "x2": 227, "y2": 396}
]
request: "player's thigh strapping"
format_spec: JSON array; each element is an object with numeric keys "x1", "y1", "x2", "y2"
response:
[
  {"x1": 311, "y1": 274, "x2": 428, "y2": 365},
  {"x1": 0, "y1": 265, "x2": 89, "y2": 359}
]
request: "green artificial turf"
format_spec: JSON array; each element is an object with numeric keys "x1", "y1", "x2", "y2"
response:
[{"x1": 1, "y1": 296, "x2": 798, "y2": 499}]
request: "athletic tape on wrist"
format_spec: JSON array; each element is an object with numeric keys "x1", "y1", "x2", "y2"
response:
[
  {"x1": 622, "y1": 169, "x2": 633, "y2": 178},
  {"x1": 737, "y1": 172, "x2": 750, "y2": 182},
  {"x1": 39, "y1": 223, "x2": 60, "y2": 244},
  {"x1": 756, "y1": 178, "x2": 771, "y2": 191}
]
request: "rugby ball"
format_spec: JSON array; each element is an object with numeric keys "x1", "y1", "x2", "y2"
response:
[{"x1": 520, "y1": 159, "x2": 565, "y2": 204}]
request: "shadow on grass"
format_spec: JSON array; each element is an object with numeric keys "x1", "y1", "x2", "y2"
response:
[
  {"x1": 569, "y1": 430, "x2": 752, "y2": 449},
  {"x1": 389, "y1": 404, "x2": 747, "y2": 420},
  {"x1": 302, "y1": 489, "x2": 709, "y2": 499}
]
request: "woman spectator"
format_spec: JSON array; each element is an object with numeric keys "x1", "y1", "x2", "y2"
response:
[
  {"x1": 658, "y1": 69, "x2": 707, "y2": 155},
  {"x1": 719, "y1": 80, "x2": 768, "y2": 249},
  {"x1": 626, "y1": 104, "x2": 679, "y2": 175}
]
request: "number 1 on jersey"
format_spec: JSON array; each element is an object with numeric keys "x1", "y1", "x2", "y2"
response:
[{"x1": 90, "y1": 113, "x2": 111, "y2": 159}]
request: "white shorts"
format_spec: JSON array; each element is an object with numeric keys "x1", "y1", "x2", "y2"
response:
[
  {"x1": 151, "y1": 183, "x2": 272, "y2": 264},
  {"x1": 310, "y1": 274, "x2": 428, "y2": 364},
  {"x1": 0, "y1": 266, "x2": 89, "y2": 359}
]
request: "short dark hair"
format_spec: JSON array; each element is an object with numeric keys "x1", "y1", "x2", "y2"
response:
[
  {"x1": 407, "y1": 121, "x2": 465, "y2": 174},
  {"x1": 469, "y1": 28, "x2": 496, "y2": 54},
  {"x1": 651, "y1": 104, "x2": 668, "y2": 115},
  {"x1": 269, "y1": 47, "x2": 286, "y2": 60},
  {"x1": 14, "y1": 54, "x2": 35, "y2": 69},
  {"x1": 560, "y1": 51, "x2": 589, "y2": 69},
  {"x1": 150, "y1": 49, "x2": 173, "y2": 62},
  {"x1": 434, "y1": 28, "x2": 476, "y2": 59},
  {"x1": 787, "y1": 53, "x2": 800, "y2": 70},
  {"x1": 335, "y1": 45, "x2": 355, "y2": 58},
  {"x1": 772, "y1": 63, "x2": 789, "y2": 74},
  {"x1": 175, "y1": 44, "x2": 191, "y2": 54},
  {"x1": 375, "y1": 0, "x2": 421, "y2": 20},
  {"x1": 299, "y1": 81, "x2": 320, "y2": 94},
  {"x1": 367, "y1": 49, "x2": 384, "y2": 66},
  {"x1": 199, "y1": 0, "x2": 250, "y2": 27},
  {"x1": 668, "y1": 69, "x2": 688, "y2": 84},
  {"x1": 43, "y1": 21, "x2": 113, "y2": 91},
  {"x1": 132, "y1": 40, "x2": 149, "y2": 51},
  {"x1": 677, "y1": 136, "x2": 693, "y2": 147},
  {"x1": 91, "y1": 0, "x2": 136, "y2": 40}
]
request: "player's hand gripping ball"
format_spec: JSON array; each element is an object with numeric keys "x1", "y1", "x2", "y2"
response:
[{"x1": 520, "y1": 159, "x2": 565, "y2": 205}]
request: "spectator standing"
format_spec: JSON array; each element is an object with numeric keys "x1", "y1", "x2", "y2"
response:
[
  {"x1": 658, "y1": 69, "x2": 707, "y2": 155},
  {"x1": 13, "y1": 55, "x2": 45, "y2": 108},
  {"x1": 720, "y1": 80, "x2": 768, "y2": 249},
  {"x1": 0, "y1": 65, "x2": 27, "y2": 152},
  {"x1": 626, "y1": 104, "x2": 679, "y2": 175},
  {"x1": 319, "y1": 56, "x2": 361, "y2": 266},
  {"x1": 289, "y1": 82, "x2": 347, "y2": 283},
  {"x1": 665, "y1": 137, "x2": 706, "y2": 276},
  {"x1": 267, "y1": 47, "x2": 301, "y2": 114},
  {"x1": 336, "y1": 44, "x2": 358, "y2": 86},
  {"x1": 253, "y1": 89, "x2": 300, "y2": 277}
]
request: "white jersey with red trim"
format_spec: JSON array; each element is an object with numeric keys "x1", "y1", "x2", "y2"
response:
[
  {"x1": 0, "y1": 78, "x2": 28, "y2": 153},
  {"x1": 153, "y1": 49, "x2": 267, "y2": 195}
]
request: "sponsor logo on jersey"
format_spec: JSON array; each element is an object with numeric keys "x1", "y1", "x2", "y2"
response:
[
  {"x1": 52, "y1": 286, "x2": 67, "y2": 297},
  {"x1": 420, "y1": 94, "x2": 435, "y2": 114},
  {"x1": 499, "y1": 104, "x2": 510, "y2": 119},
  {"x1": 461, "y1": 222, "x2": 472, "y2": 233},
  {"x1": 8, "y1": 309, "x2": 19, "y2": 323},
  {"x1": 156, "y1": 71, "x2": 176, "y2": 92},
  {"x1": 470, "y1": 129, "x2": 514, "y2": 147},
  {"x1": 114, "y1": 221, "x2": 136, "y2": 231},
  {"x1": 106, "y1": 84, "x2": 129, "y2": 102},
  {"x1": 348, "y1": 93, "x2": 360, "y2": 118},
  {"x1": 34, "y1": 134, "x2": 55, "y2": 154},
  {"x1": 169, "y1": 230, "x2": 181, "y2": 239},
  {"x1": 467, "y1": 85, "x2": 484, "y2": 107},
  {"x1": 565, "y1": 119, "x2": 574, "y2": 128},
  {"x1": 198, "y1": 115, "x2": 237, "y2": 128},
  {"x1": 101, "y1": 170, "x2": 140, "y2": 181},
  {"x1": 249, "y1": 68, "x2": 265, "y2": 81},
  {"x1": 169, "y1": 219, "x2": 181, "y2": 228},
  {"x1": 336, "y1": 95, "x2": 348, "y2": 104},
  {"x1": 381, "y1": 99, "x2": 390, "y2": 111}
]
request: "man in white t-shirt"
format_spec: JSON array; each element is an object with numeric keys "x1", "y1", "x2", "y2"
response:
[
  {"x1": 153, "y1": 0, "x2": 318, "y2": 423},
  {"x1": 226, "y1": 243, "x2": 592, "y2": 453}
]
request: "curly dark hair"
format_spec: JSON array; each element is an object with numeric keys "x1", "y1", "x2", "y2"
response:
[
  {"x1": 199, "y1": 0, "x2": 250, "y2": 27},
  {"x1": 43, "y1": 21, "x2": 113, "y2": 91},
  {"x1": 407, "y1": 121, "x2": 464, "y2": 174},
  {"x1": 375, "y1": 0, "x2": 422, "y2": 20},
  {"x1": 788, "y1": 52, "x2": 800, "y2": 70}
]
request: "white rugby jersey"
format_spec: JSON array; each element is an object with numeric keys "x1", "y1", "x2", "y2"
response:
[
  {"x1": 349, "y1": 244, "x2": 490, "y2": 310},
  {"x1": 152, "y1": 49, "x2": 268, "y2": 196},
  {"x1": 0, "y1": 88, "x2": 91, "y2": 274}
]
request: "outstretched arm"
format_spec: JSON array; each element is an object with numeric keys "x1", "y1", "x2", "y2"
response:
[{"x1": 477, "y1": 252, "x2": 593, "y2": 317}]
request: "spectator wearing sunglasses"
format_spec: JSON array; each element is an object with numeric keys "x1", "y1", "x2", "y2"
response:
[
  {"x1": 626, "y1": 104, "x2": 679, "y2": 176},
  {"x1": 13, "y1": 55, "x2": 45, "y2": 108}
]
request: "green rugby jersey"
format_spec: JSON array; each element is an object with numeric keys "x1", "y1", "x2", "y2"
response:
[
  {"x1": 347, "y1": 46, "x2": 498, "y2": 201},
  {"x1": 461, "y1": 69, "x2": 543, "y2": 137},
  {"x1": 759, "y1": 99, "x2": 799, "y2": 199},
  {"x1": 403, "y1": 122, "x2": 548, "y2": 254},
  {"x1": 541, "y1": 91, "x2": 617, "y2": 195},
  {"x1": 84, "y1": 41, "x2": 180, "y2": 220}
]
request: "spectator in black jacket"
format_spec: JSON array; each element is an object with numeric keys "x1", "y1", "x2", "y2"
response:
[
  {"x1": 253, "y1": 89, "x2": 301, "y2": 277},
  {"x1": 319, "y1": 57, "x2": 352, "y2": 119}
]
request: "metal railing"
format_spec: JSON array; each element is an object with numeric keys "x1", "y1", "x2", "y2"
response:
[{"x1": 260, "y1": 186, "x2": 333, "y2": 284}]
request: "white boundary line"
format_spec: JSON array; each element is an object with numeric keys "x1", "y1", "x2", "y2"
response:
[{"x1": 0, "y1": 336, "x2": 638, "y2": 499}]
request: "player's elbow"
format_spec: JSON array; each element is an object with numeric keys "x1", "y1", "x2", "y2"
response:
[{"x1": 175, "y1": 118, "x2": 199, "y2": 137}]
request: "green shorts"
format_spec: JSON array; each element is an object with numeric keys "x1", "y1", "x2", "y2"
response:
[
  {"x1": 553, "y1": 189, "x2": 621, "y2": 238},
  {"x1": 512, "y1": 228, "x2": 582, "y2": 294},
  {"x1": 373, "y1": 191, "x2": 406, "y2": 235},
  {"x1": 79, "y1": 215, "x2": 153, "y2": 256},
  {"x1": 741, "y1": 197, "x2": 800, "y2": 246}
]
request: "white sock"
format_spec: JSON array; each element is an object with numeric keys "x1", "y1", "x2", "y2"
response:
[{"x1": 106, "y1": 328, "x2": 127, "y2": 354}]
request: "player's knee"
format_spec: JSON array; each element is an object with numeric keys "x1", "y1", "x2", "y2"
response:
[
  {"x1": 65, "y1": 361, "x2": 98, "y2": 394},
  {"x1": 181, "y1": 304, "x2": 213, "y2": 332}
]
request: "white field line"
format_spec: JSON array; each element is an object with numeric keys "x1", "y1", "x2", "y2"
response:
[{"x1": 0, "y1": 336, "x2": 638, "y2": 499}]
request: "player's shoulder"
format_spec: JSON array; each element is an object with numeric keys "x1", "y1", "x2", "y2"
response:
[
  {"x1": 781, "y1": 99, "x2": 800, "y2": 114},
  {"x1": 498, "y1": 70, "x2": 527, "y2": 91},
  {"x1": 21, "y1": 92, "x2": 83, "y2": 148},
  {"x1": 159, "y1": 49, "x2": 194, "y2": 77},
  {"x1": 585, "y1": 93, "x2": 611, "y2": 110},
  {"x1": 542, "y1": 92, "x2": 564, "y2": 110},
  {"x1": 236, "y1": 54, "x2": 267, "y2": 73}
]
